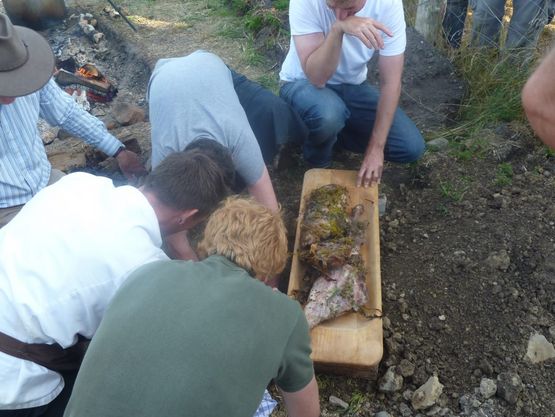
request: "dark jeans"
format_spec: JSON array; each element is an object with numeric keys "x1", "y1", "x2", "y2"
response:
[
  {"x1": 0, "y1": 371, "x2": 77, "y2": 417},
  {"x1": 279, "y1": 79, "x2": 425, "y2": 167},
  {"x1": 443, "y1": 0, "x2": 470, "y2": 48},
  {"x1": 230, "y1": 69, "x2": 308, "y2": 165}
]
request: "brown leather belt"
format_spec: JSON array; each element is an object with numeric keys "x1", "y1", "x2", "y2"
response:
[{"x1": 0, "y1": 330, "x2": 89, "y2": 372}]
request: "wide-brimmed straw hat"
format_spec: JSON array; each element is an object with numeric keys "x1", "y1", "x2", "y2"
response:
[{"x1": 0, "y1": 13, "x2": 54, "y2": 97}]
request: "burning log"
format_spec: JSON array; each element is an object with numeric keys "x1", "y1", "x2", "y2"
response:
[{"x1": 55, "y1": 63, "x2": 118, "y2": 103}]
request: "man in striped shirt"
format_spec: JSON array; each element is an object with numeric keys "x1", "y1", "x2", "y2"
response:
[{"x1": 0, "y1": 13, "x2": 145, "y2": 228}]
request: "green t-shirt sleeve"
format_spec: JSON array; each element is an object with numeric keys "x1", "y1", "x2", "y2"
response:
[{"x1": 274, "y1": 308, "x2": 314, "y2": 392}]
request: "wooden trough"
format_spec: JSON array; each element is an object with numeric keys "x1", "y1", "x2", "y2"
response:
[{"x1": 288, "y1": 169, "x2": 383, "y2": 379}]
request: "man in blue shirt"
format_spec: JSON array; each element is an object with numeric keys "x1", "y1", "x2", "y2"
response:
[{"x1": 0, "y1": 13, "x2": 145, "y2": 228}]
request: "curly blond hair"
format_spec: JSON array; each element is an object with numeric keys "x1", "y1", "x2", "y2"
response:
[{"x1": 198, "y1": 197, "x2": 288, "y2": 278}]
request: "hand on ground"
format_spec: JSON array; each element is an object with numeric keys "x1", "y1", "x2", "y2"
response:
[
  {"x1": 357, "y1": 149, "x2": 384, "y2": 187},
  {"x1": 116, "y1": 150, "x2": 147, "y2": 183}
]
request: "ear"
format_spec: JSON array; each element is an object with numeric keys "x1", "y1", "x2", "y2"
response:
[{"x1": 177, "y1": 208, "x2": 201, "y2": 230}]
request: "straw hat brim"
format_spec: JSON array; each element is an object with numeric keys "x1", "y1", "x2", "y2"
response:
[{"x1": 0, "y1": 25, "x2": 55, "y2": 97}]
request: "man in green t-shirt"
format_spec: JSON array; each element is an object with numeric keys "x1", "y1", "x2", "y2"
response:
[{"x1": 64, "y1": 198, "x2": 320, "y2": 417}]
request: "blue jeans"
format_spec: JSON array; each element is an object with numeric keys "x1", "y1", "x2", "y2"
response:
[
  {"x1": 279, "y1": 80, "x2": 425, "y2": 167},
  {"x1": 472, "y1": 0, "x2": 547, "y2": 48}
]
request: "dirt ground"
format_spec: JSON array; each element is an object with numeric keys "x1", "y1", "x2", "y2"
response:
[{"x1": 10, "y1": 0, "x2": 555, "y2": 415}]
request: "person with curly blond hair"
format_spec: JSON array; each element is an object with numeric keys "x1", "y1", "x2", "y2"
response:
[{"x1": 64, "y1": 198, "x2": 320, "y2": 417}]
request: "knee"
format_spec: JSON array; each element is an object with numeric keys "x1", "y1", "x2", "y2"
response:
[
  {"x1": 305, "y1": 105, "x2": 346, "y2": 146},
  {"x1": 405, "y1": 134, "x2": 426, "y2": 162},
  {"x1": 390, "y1": 132, "x2": 425, "y2": 163}
]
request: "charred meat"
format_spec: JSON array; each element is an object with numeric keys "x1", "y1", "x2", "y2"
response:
[{"x1": 298, "y1": 184, "x2": 369, "y2": 328}]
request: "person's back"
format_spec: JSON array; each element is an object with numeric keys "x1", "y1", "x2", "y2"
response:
[
  {"x1": 0, "y1": 172, "x2": 167, "y2": 409},
  {"x1": 148, "y1": 51, "x2": 262, "y2": 186},
  {"x1": 64, "y1": 256, "x2": 313, "y2": 417}
]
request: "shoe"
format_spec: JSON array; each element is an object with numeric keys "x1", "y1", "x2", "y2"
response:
[{"x1": 273, "y1": 143, "x2": 300, "y2": 172}]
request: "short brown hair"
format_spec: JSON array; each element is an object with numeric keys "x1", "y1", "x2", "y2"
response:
[
  {"x1": 184, "y1": 138, "x2": 236, "y2": 191},
  {"x1": 143, "y1": 150, "x2": 230, "y2": 217},
  {"x1": 198, "y1": 197, "x2": 288, "y2": 278}
]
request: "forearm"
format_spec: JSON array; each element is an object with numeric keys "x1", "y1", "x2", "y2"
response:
[
  {"x1": 522, "y1": 47, "x2": 555, "y2": 149},
  {"x1": 40, "y1": 80, "x2": 122, "y2": 156},
  {"x1": 366, "y1": 81, "x2": 400, "y2": 154},
  {"x1": 303, "y1": 25, "x2": 344, "y2": 87},
  {"x1": 60, "y1": 106, "x2": 122, "y2": 156},
  {"x1": 281, "y1": 376, "x2": 320, "y2": 417},
  {"x1": 247, "y1": 167, "x2": 279, "y2": 212}
]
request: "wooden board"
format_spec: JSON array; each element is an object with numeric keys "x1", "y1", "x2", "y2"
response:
[{"x1": 288, "y1": 169, "x2": 383, "y2": 379}]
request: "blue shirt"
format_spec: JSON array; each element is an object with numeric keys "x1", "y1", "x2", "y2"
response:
[{"x1": 0, "y1": 78, "x2": 122, "y2": 208}]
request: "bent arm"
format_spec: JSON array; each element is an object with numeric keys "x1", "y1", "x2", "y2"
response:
[
  {"x1": 39, "y1": 79, "x2": 146, "y2": 178},
  {"x1": 296, "y1": 29, "x2": 344, "y2": 87},
  {"x1": 247, "y1": 166, "x2": 279, "y2": 212},
  {"x1": 522, "y1": 46, "x2": 555, "y2": 149},
  {"x1": 280, "y1": 376, "x2": 320, "y2": 417},
  {"x1": 357, "y1": 53, "x2": 404, "y2": 187},
  {"x1": 296, "y1": 18, "x2": 393, "y2": 87}
]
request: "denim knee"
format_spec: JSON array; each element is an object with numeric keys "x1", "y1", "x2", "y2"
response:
[
  {"x1": 386, "y1": 131, "x2": 425, "y2": 163},
  {"x1": 405, "y1": 135, "x2": 426, "y2": 163},
  {"x1": 307, "y1": 106, "x2": 346, "y2": 146}
]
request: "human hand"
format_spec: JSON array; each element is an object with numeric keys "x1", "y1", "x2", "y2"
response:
[
  {"x1": 357, "y1": 148, "x2": 384, "y2": 187},
  {"x1": 116, "y1": 150, "x2": 147, "y2": 183},
  {"x1": 338, "y1": 17, "x2": 393, "y2": 50}
]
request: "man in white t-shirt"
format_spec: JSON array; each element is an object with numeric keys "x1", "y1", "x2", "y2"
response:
[
  {"x1": 0, "y1": 150, "x2": 230, "y2": 416},
  {"x1": 279, "y1": 0, "x2": 425, "y2": 187}
]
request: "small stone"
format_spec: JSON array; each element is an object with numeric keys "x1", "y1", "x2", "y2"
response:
[
  {"x1": 329, "y1": 395, "x2": 349, "y2": 410},
  {"x1": 379, "y1": 366, "x2": 404, "y2": 393},
  {"x1": 425, "y1": 405, "x2": 442, "y2": 416},
  {"x1": 427, "y1": 137, "x2": 449, "y2": 151},
  {"x1": 403, "y1": 389, "x2": 414, "y2": 401},
  {"x1": 383, "y1": 316, "x2": 392, "y2": 330},
  {"x1": 379, "y1": 194, "x2": 387, "y2": 217},
  {"x1": 398, "y1": 359, "x2": 416, "y2": 378},
  {"x1": 496, "y1": 372, "x2": 523, "y2": 405},
  {"x1": 374, "y1": 412, "x2": 393, "y2": 417},
  {"x1": 524, "y1": 333, "x2": 555, "y2": 363},
  {"x1": 412, "y1": 375, "x2": 444, "y2": 410},
  {"x1": 549, "y1": 325, "x2": 555, "y2": 340},
  {"x1": 399, "y1": 402, "x2": 412, "y2": 416},
  {"x1": 92, "y1": 32, "x2": 104, "y2": 43},
  {"x1": 111, "y1": 102, "x2": 146, "y2": 126},
  {"x1": 479, "y1": 378, "x2": 497, "y2": 399},
  {"x1": 485, "y1": 250, "x2": 511, "y2": 271}
]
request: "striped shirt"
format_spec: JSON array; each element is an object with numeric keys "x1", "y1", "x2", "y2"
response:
[{"x1": 0, "y1": 78, "x2": 122, "y2": 208}]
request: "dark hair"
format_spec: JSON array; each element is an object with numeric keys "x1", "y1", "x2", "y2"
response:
[
  {"x1": 184, "y1": 138, "x2": 236, "y2": 190},
  {"x1": 143, "y1": 150, "x2": 229, "y2": 217}
]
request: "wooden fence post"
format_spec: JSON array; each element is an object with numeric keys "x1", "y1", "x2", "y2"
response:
[{"x1": 414, "y1": 0, "x2": 446, "y2": 44}]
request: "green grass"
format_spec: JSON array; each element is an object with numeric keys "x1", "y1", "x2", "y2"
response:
[
  {"x1": 217, "y1": 23, "x2": 244, "y2": 38},
  {"x1": 244, "y1": 8, "x2": 282, "y2": 34},
  {"x1": 448, "y1": 136, "x2": 489, "y2": 161},
  {"x1": 273, "y1": 0, "x2": 289, "y2": 11},
  {"x1": 347, "y1": 391, "x2": 366, "y2": 414},
  {"x1": 240, "y1": 38, "x2": 266, "y2": 66},
  {"x1": 441, "y1": 48, "x2": 532, "y2": 143},
  {"x1": 256, "y1": 73, "x2": 280, "y2": 93},
  {"x1": 439, "y1": 179, "x2": 470, "y2": 202},
  {"x1": 495, "y1": 162, "x2": 513, "y2": 186}
]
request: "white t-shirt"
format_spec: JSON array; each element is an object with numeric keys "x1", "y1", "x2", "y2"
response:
[
  {"x1": 0, "y1": 173, "x2": 168, "y2": 410},
  {"x1": 279, "y1": 0, "x2": 406, "y2": 84}
]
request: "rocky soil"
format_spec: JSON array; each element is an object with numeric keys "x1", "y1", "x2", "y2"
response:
[{"x1": 7, "y1": 1, "x2": 554, "y2": 416}]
